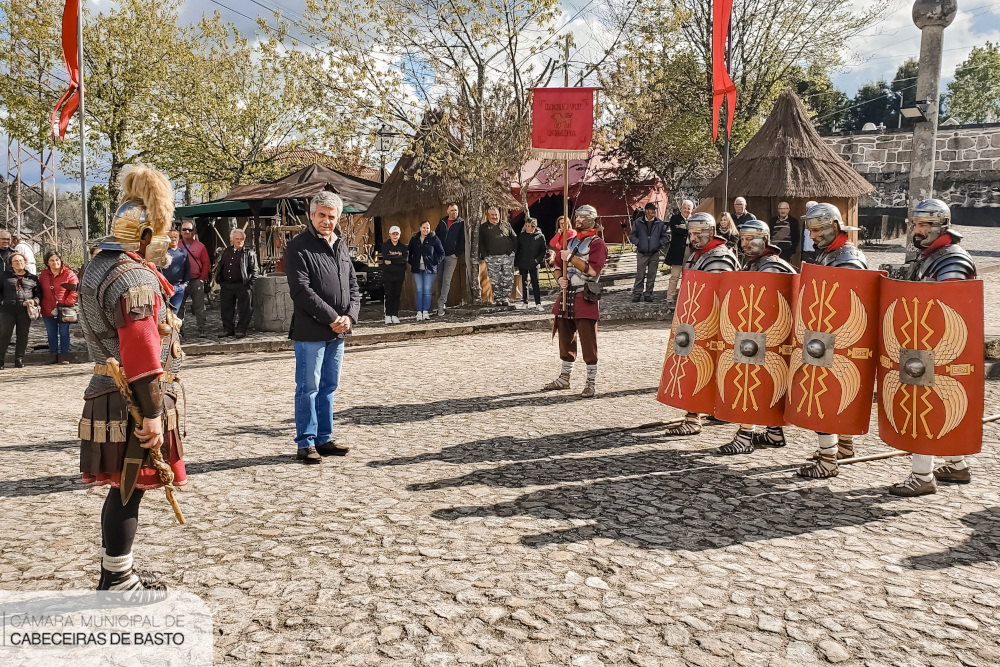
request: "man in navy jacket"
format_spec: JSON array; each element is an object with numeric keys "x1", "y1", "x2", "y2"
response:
[
  {"x1": 434, "y1": 203, "x2": 465, "y2": 316},
  {"x1": 629, "y1": 202, "x2": 670, "y2": 302},
  {"x1": 284, "y1": 191, "x2": 361, "y2": 464}
]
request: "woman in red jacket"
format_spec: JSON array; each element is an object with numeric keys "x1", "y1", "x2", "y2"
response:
[{"x1": 39, "y1": 250, "x2": 78, "y2": 364}]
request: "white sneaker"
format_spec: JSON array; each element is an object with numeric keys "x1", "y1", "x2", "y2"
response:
[
  {"x1": 385, "y1": 316, "x2": 392, "y2": 324},
  {"x1": 415, "y1": 312, "x2": 423, "y2": 321},
  {"x1": 536, "y1": 304, "x2": 545, "y2": 312},
  {"x1": 391, "y1": 316, "x2": 400, "y2": 324}
]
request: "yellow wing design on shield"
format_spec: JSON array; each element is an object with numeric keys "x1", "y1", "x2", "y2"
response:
[
  {"x1": 831, "y1": 354, "x2": 861, "y2": 415},
  {"x1": 763, "y1": 351, "x2": 789, "y2": 407},
  {"x1": 934, "y1": 375, "x2": 968, "y2": 439},
  {"x1": 834, "y1": 290, "x2": 867, "y2": 350},
  {"x1": 787, "y1": 353, "x2": 804, "y2": 396},
  {"x1": 882, "y1": 300, "x2": 901, "y2": 361},
  {"x1": 881, "y1": 369, "x2": 901, "y2": 433},
  {"x1": 766, "y1": 292, "x2": 793, "y2": 347},
  {"x1": 689, "y1": 345, "x2": 714, "y2": 395},
  {"x1": 716, "y1": 348, "x2": 735, "y2": 402},
  {"x1": 693, "y1": 293, "x2": 720, "y2": 340},
  {"x1": 719, "y1": 290, "x2": 736, "y2": 345},
  {"x1": 931, "y1": 300, "x2": 967, "y2": 367}
]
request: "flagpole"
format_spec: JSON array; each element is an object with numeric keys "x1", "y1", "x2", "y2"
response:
[
  {"x1": 78, "y1": 0, "x2": 89, "y2": 241},
  {"x1": 561, "y1": 34, "x2": 570, "y2": 311},
  {"x1": 721, "y1": 16, "x2": 732, "y2": 216}
]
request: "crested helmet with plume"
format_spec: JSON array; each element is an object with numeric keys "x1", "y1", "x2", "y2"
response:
[{"x1": 95, "y1": 165, "x2": 175, "y2": 267}]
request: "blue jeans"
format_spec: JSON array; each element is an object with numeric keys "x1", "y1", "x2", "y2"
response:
[
  {"x1": 169, "y1": 285, "x2": 185, "y2": 313},
  {"x1": 293, "y1": 338, "x2": 345, "y2": 449},
  {"x1": 43, "y1": 315, "x2": 70, "y2": 355},
  {"x1": 413, "y1": 272, "x2": 434, "y2": 312}
]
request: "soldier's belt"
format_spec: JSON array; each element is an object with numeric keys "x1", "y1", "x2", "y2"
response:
[{"x1": 93, "y1": 364, "x2": 179, "y2": 384}]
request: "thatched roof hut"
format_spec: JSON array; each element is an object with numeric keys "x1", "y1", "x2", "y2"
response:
[
  {"x1": 700, "y1": 90, "x2": 874, "y2": 248},
  {"x1": 367, "y1": 148, "x2": 519, "y2": 309}
]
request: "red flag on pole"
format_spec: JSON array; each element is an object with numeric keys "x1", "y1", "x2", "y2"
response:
[
  {"x1": 530, "y1": 87, "x2": 596, "y2": 160},
  {"x1": 51, "y1": 0, "x2": 82, "y2": 141},
  {"x1": 711, "y1": 0, "x2": 736, "y2": 141}
]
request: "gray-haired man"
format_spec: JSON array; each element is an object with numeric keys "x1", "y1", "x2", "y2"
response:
[{"x1": 214, "y1": 227, "x2": 260, "y2": 338}]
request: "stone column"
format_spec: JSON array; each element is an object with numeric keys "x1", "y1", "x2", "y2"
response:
[{"x1": 907, "y1": 0, "x2": 957, "y2": 259}]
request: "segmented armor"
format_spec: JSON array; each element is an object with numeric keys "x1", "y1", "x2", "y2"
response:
[
  {"x1": 815, "y1": 242, "x2": 868, "y2": 270},
  {"x1": 686, "y1": 240, "x2": 740, "y2": 273},
  {"x1": 908, "y1": 233, "x2": 977, "y2": 282}
]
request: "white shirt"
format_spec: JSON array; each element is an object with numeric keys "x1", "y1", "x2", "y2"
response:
[
  {"x1": 14, "y1": 241, "x2": 36, "y2": 274},
  {"x1": 802, "y1": 228, "x2": 814, "y2": 252}
]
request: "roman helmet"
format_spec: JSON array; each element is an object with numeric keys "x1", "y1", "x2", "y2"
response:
[
  {"x1": 573, "y1": 205, "x2": 598, "y2": 230},
  {"x1": 802, "y1": 203, "x2": 844, "y2": 250},
  {"x1": 94, "y1": 165, "x2": 176, "y2": 267},
  {"x1": 911, "y1": 198, "x2": 952, "y2": 248},
  {"x1": 739, "y1": 218, "x2": 773, "y2": 260},
  {"x1": 687, "y1": 212, "x2": 717, "y2": 250}
]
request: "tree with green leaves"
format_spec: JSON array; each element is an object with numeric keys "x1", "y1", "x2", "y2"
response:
[
  {"x1": 789, "y1": 64, "x2": 849, "y2": 133},
  {"x1": 306, "y1": 0, "x2": 563, "y2": 301},
  {"x1": 148, "y1": 12, "x2": 350, "y2": 199},
  {"x1": 847, "y1": 80, "x2": 893, "y2": 131},
  {"x1": 947, "y1": 43, "x2": 1000, "y2": 124}
]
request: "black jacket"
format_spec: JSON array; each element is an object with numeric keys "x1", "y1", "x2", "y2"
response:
[
  {"x1": 284, "y1": 225, "x2": 361, "y2": 341},
  {"x1": 213, "y1": 246, "x2": 260, "y2": 287},
  {"x1": 380, "y1": 240, "x2": 409, "y2": 280},
  {"x1": 408, "y1": 232, "x2": 445, "y2": 274},
  {"x1": 514, "y1": 229, "x2": 547, "y2": 270},
  {"x1": 0, "y1": 270, "x2": 41, "y2": 313},
  {"x1": 436, "y1": 217, "x2": 466, "y2": 257},
  {"x1": 479, "y1": 221, "x2": 518, "y2": 258},
  {"x1": 630, "y1": 216, "x2": 670, "y2": 255},
  {"x1": 664, "y1": 213, "x2": 689, "y2": 265}
]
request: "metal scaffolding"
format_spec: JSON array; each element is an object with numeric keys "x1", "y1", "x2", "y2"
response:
[{"x1": 4, "y1": 138, "x2": 59, "y2": 247}]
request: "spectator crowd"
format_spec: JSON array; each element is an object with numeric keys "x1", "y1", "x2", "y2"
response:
[{"x1": 2, "y1": 192, "x2": 817, "y2": 367}]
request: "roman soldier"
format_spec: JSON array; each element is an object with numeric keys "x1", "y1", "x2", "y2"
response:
[
  {"x1": 889, "y1": 198, "x2": 978, "y2": 497},
  {"x1": 662, "y1": 212, "x2": 739, "y2": 436},
  {"x1": 717, "y1": 220, "x2": 796, "y2": 454},
  {"x1": 78, "y1": 165, "x2": 186, "y2": 596},
  {"x1": 796, "y1": 203, "x2": 868, "y2": 479},
  {"x1": 543, "y1": 205, "x2": 608, "y2": 398}
]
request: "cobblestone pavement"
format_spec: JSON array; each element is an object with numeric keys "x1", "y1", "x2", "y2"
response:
[{"x1": 2, "y1": 324, "x2": 1000, "y2": 666}]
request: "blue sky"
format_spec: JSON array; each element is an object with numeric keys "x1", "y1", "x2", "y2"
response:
[{"x1": 7, "y1": 0, "x2": 1000, "y2": 194}]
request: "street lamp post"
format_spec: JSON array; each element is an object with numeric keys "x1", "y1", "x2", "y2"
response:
[{"x1": 377, "y1": 124, "x2": 395, "y2": 183}]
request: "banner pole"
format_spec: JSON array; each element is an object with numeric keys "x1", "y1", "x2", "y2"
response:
[
  {"x1": 78, "y1": 0, "x2": 89, "y2": 242},
  {"x1": 721, "y1": 15, "x2": 732, "y2": 215},
  {"x1": 561, "y1": 34, "x2": 570, "y2": 311}
]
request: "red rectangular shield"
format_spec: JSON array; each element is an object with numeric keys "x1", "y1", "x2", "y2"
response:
[
  {"x1": 657, "y1": 270, "x2": 722, "y2": 415},
  {"x1": 784, "y1": 264, "x2": 882, "y2": 435},
  {"x1": 714, "y1": 271, "x2": 799, "y2": 427},
  {"x1": 877, "y1": 277, "x2": 984, "y2": 455},
  {"x1": 531, "y1": 88, "x2": 595, "y2": 158}
]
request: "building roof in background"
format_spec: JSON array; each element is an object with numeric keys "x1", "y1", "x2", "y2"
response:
[
  {"x1": 224, "y1": 163, "x2": 381, "y2": 214},
  {"x1": 701, "y1": 89, "x2": 875, "y2": 199},
  {"x1": 512, "y1": 152, "x2": 658, "y2": 197}
]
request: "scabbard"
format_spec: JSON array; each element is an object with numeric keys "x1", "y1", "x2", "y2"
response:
[{"x1": 120, "y1": 435, "x2": 147, "y2": 505}]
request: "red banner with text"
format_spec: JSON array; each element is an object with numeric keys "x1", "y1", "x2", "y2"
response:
[{"x1": 531, "y1": 88, "x2": 596, "y2": 159}]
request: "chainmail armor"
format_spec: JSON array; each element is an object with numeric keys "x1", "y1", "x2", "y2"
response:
[{"x1": 80, "y1": 250, "x2": 179, "y2": 399}]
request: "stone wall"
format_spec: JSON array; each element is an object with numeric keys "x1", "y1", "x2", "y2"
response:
[{"x1": 823, "y1": 125, "x2": 1000, "y2": 220}]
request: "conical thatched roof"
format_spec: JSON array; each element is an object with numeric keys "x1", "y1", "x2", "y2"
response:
[{"x1": 701, "y1": 90, "x2": 874, "y2": 199}]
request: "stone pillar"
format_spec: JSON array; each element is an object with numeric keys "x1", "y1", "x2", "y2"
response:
[
  {"x1": 254, "y1": 274, "x2": 294, "y2": 333},
  {"x1": 907, "y1": 0, "x2": 957, "y2": 259}
]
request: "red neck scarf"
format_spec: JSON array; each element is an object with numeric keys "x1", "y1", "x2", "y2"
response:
[
  {"x1": 125, "y1": 251, "x2": 175, "y2": 298},
  {"x1": 694, "y1": 237, "x2": 726, "y2": 258},
  {"x1": 823, "y1": 232, "x2": 849, "y2": 254},
  {"x1": 922, "y1": 233, "x2": 953, "y2": 256},
  {"x1": 575, "y1": 228, "x2": 599, "y2": 240}
]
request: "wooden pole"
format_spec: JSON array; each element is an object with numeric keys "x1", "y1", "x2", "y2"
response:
[{"x1": 561, "y1": 34, "x2": 570, "y2": 311}]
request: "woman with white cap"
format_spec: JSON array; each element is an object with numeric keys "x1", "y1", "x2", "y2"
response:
[{"x1": 381, "y1": 225, "x2": 408, "y2": 324}]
